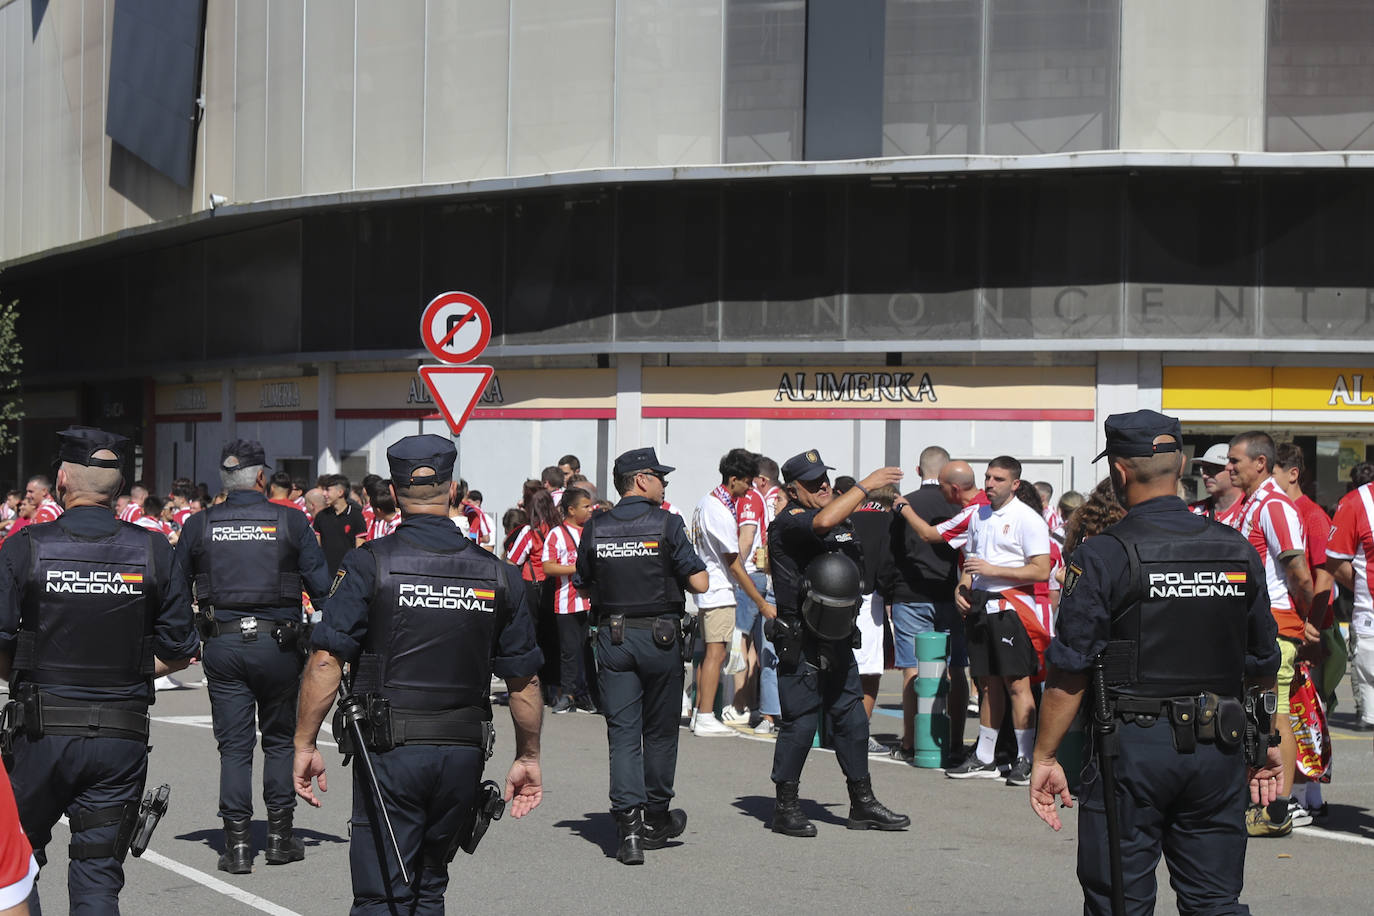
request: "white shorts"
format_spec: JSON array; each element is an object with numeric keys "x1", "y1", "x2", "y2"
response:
[{"x1": 853, "y1": 592, "x2": 885, "y2": 676}]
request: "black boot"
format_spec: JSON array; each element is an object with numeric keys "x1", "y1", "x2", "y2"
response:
[
  {"x1": 217, "y1": 817, "x2": 253, "y2": 874},
  {"x1": 264, "y1": 808, "x2": 305, "y2": 865},
  {"x1": 641, "y1": 808, "x2": 687, "y2": 849},
  {"x1": 614, "y1": 808, "x2": 645, "y2": 865},
  {"x1": 770, "y1": 781, "x2": 817, "y2": 837},
  {"x1": 846, "y1": 776, "x2": 911, "y2": 831}
]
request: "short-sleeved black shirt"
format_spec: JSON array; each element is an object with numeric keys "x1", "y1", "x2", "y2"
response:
[
  {"x1": 0, "y1": 506, "x2": 200, "y2": 702},
  {"x1": 313, "y1": 501, "x2": 367, "y2": 574},
  {"x1": 1048, "y1": 495, "x2": 1280, "y2": 679},
  {"x1": 310, "y1": 514, "x2": 542, "y2": 681},
  {"x1": 768, "y1": 500, "x2": 863, "y2": 613}
]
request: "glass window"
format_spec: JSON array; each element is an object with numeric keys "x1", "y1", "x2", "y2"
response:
[
  {"x1": 1124, "y1": 175, "x2": 1259, "y2": 338},
  {"x1": 724, "y1": 0, "x2": 806, "y2": 162},
  {"x1": 883, "y1": 0, "x2": 982, "y2": 156},
  {"x1": 982, "y1": 173, "x2": 1123, "y2": 339},
  {"x1": 352, "y1": 209, "x2": 424, "y2": 352},
  {"x1": 205, "y1": 222, "x2": 303, "y2": 358},
  {"x1": 847, "y1": 179, "x2": 979, "y2": 339},
  {"x1": 720, "y1": 183, "x2": 844, "y2": 339},
  {"x1": 505, "y1": 194, "x2": 613, "y2": 345},
  {"x1": 616, "y1": 186, "x2": 721, "y2": 341},
  {"x1": 422, "y1": 201, "x2": 508, "y2": 346},
  {"x1": 985, "y1": 0, "x2": 1119, "y2": 154},
  {"x1": 1262, "y1": 173, "x2": 1374, "y2": 338},
  {"x1": 1266, "y1": 0, "x2": 1374, "y2": 151}
]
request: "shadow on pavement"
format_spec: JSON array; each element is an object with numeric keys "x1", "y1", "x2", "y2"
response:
[
  {"x1": 731, "y1": 794, "x2": 846, "y2": 828},
  {"x1": 553, "y1": 812, "x2": 619, "y2": 858},
  {"x1": 175, "y1": 824, "x2": 348, "y2": 854},
  {"x1": 1312, "y1": 803, "x2": 1374, "y2": 840}
]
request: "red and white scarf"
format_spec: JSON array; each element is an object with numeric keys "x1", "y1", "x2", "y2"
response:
[{"x1": 712, "y1": 485, "x2": 737, "y2": 519}]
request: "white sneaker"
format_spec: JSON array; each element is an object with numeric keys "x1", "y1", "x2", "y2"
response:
[
  {"x1": 681, "y1": 692, "x2": 693, "y2": 717},
  {"x1": 721, "y1": 706, "x2": 750, "y2": 726},
  {"x1": 753, "y1": 718, "x2": 777, "y2": 736},
  {"x1": 692, "y1": 713, "x2": 737, "y2": 737},
  {"x1": 154, "y1": 675, "x2": 186, "y2": 691},
  {"x1": 1288, "y1": 798, "x2": 1314, "y2": 828}
]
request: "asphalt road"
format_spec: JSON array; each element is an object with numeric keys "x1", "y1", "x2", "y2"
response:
[{"x1": 23, "y1": 668, "x2": 1374, "y2": 915}]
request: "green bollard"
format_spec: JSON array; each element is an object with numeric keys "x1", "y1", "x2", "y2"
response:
[{"x1": 913, "y1": 631, "x2": 950, "y2": 767}]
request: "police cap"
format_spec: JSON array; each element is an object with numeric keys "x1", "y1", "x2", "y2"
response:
[
  {"x1": 781, "y1": 449, "x2": 835, "y2": 484},
  {"x1": 612, "y1": 447, "x2": 674, "y2": 477},
  {"x1": 387, "y1": 434, "x2": 456, "y2": 487},
  {"x1": 1092, "y1": 409, "x2": 1183, "y2": 463},
  {"x1": 221, "y1": 438, "x2": 271, "y2": 471},
  {"x1": 56, "y1": 426, "x2": 128, "y2": 469}
]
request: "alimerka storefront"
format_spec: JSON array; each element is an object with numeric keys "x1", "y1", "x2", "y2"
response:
[
  {"x1": 1164, "y1": 366, "x2": 1374, "y2": 507},
  {"x1": 137, "y1": 362, "x2": 1098, "y2": 519}
]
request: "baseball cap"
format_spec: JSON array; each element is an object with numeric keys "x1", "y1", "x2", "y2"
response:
[
  {"x1": 612, "y1": 447, "x2": 674, "y2": 478},
  {"x1": 56, "y1": 426, "x2": 128, "y2": 468},
  {"x1": 386, "y1": 434, "x2": 456, "y2": 487},
  {"x1": 781, "y1": 449, "x2": 835, "y2": 483},
  {"x1": 1092, "y1": 410, "x2": 1183, "y2": 463},
  {"x1": 1192, "y1": 443, "x2": 1231, "y2": 470},
  {"x1": 221, "y1": 438, "x2": 271, "y2": 471}
]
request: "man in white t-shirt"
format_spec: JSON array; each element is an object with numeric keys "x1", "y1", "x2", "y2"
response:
[
  {"x1": 899, "y1": 456, "x2": 1050, "y2": 785},
  {"x1": 690, "y1": 449, "x2": 774, "y2": 737}
]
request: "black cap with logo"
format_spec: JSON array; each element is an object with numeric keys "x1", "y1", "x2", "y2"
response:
[
  {"x1": 612, "y1": 447, "x2": 675, "y2": 477},
  {"x1": 781, "y1": 449, "x2": 836, "y2": 484}
]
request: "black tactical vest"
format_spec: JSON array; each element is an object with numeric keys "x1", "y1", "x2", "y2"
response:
[
  {"x1": 15, "y1": 521, "x2": 158, "y2": 688},
  {"x1": 586, "y1": 504, "x2": 682, "y2": 617},
  {"x1": 351, "y1": 535, "x2": 505, "y2": 713},
  {"x1": 1101, "y1": 511, "x2": 1252, "y2": 699},
  {"x1": 192, "y1": 499, "x2": 302, "y2": 611}
]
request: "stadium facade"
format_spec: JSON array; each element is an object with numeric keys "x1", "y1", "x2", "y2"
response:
[{"x1": 4, "y1": 0, "x2": 1374, "y2": 509}]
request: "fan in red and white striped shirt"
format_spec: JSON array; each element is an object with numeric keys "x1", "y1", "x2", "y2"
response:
[
  {"x1": 117, "y1": 483, "x2": 149, "y2": 524},
  {"x1": 26, "y1": 475, "x2": 63, "y2": 525}
]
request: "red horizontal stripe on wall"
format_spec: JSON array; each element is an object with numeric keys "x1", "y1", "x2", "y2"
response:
[
  {"x1": 332, "y1": 408, "x2": 617, "y2": 421},
  {"x1": 152, "y1": 413, "x2": 221, "y2": 424},
  {"x1": 234, "y1": 411, "x2": 321, "y2": 422},
  {"x1": 641, "y1": 407, "x2": 1095, "y2": 421}
]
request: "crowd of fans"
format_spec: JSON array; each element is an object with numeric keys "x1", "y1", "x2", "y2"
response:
[{"x1": 0, "y1": 436, "x2": 1360, "y2": 835}]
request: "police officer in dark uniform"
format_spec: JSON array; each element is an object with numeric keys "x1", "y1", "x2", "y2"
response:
[
  {"x1": 0, "y1": 427, "x2": 199, "y2": 913},
  {"x1": 293, "y1": 435, "x2": 544, "y2": 914},
  {"x1": 766, "y1": 450, "x2": 909, "y2": 837},
  {"x1": 171, "y1": 439, "x2": 332, "y2": 874},
  {"x1": 574, "y1": 447, "x2": 707, "y2": 866},
  {"x1": 1030, "y1": 410, "x2": 1283, "y2": 915}
]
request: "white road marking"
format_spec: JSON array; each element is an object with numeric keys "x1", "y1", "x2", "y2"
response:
[
  {"x1": 1295, "y1": 825, "x2": 1374, "y2": 847},
  {"x1": 152, "y1": 715, "x2": 337, "y2": 749},
  {"x1": 55, "y1": 817, "x2": 304, "y2": 916}
]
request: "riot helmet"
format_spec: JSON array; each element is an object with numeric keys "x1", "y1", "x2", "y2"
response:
[{"x1": 799, "y1": 551, "x2": 862, "y2": 641}]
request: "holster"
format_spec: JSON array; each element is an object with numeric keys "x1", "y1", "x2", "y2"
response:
[
  {"x1": 1243, "y1": 688, "x2": 1279, "y2": 769},
  {"x1": 335, "y1": 695, "x2": 494, "y2": 758},
  {"x1": 766, "y1": 617, "x2": 802, "y2": 667},
  {"x1": 194, "y1": 604, "x2": 216, "y2": 641},
  {"x1": 606, "y1": 615, "x2": 625, "y2": 646},
  {"x1": 455, "y1": 780, "x2": 505, "y2": 856},
  {"x1": 679, "y1": 614, "x2": 697, "y2": 664},
  {"x1": 130, "y1": 784, "x2": 171, "y2": 857}
]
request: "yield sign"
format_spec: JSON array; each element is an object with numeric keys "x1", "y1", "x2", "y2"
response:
[{"x1": 418, "y1": 365, "x2": 493, "y2": 435}]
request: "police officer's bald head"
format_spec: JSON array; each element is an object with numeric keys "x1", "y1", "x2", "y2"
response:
[{"x1": 54, "y1": 427, "x2": 128, "y2": 507}]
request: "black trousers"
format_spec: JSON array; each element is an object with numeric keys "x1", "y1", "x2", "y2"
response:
[
  {"x1": 1078, "y1": 720, "x2": 1250, "y2": 915},
  {"x1": 349, "y1": 745, "x2": 484, "y2": 916},
  {"x1": 555, "y1": 612, "x2": 590, "y2": 698},
  {"x1": 771, "y1": 638, "x2": 869, "y2": 785},
  {"x1": 202, "y1": 627, "x2": 304, "y2": 819},
  {"x1": 8, "y1": 731, "x2": 147, "y2": 915},
  {"x1": 596, "y1": 624, "x2": 683, "y2": 813}
]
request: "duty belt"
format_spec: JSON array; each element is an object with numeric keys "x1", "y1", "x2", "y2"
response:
[
  {"x1": 2, "y1": 686, "x2": 150, "y2": 745},
  {"x1": 620, "y1": 614, "x2": 681, "y2": 630},
  {"x1": 1110, "y1": 692, "x2": 1244, "y2": 754},
  {"x1": 203, "y1": 616, "x2": 293, "y2": 641},
  {"x1": 390, "y1": 710, "x2": 491, "y2": 748}
]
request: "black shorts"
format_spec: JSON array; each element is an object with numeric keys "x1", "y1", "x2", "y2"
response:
[{"x1": 965, "y1": 609, "x2": 1039, "y2": 680}]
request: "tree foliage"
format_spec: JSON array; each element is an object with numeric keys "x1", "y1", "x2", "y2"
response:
[{"x1": 0, "y1": 300, "x2": 22, "y2": 456}]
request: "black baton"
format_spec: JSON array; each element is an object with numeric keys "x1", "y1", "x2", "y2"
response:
[
  {"x1": 1093, "y1": 659, "x2": 1125, "y2": 916},
  {"x1": 337, "y1": 684, "x2": 411, "y2": 887}
]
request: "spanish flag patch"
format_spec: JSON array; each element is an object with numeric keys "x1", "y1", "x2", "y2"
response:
[
  {"x1": 120, "y1": 573, "x2": 144, "y2": 583},
  {"x1": 473, "y1": 589, "x2": 496, "y2": 600},
  {"x1": 1224, "y1": 571, "x2": 1246, "y2": 583}
]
